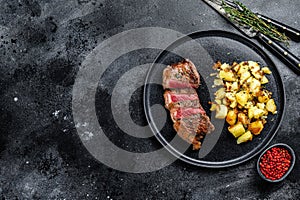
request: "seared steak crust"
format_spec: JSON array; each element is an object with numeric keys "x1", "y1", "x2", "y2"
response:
[{"x1": 163, "y1": 59, "x2": 214, "y2": 150}]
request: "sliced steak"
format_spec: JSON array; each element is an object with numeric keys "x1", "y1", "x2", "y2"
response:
[{"x1": 163, "y1": 59, "x2": 214, "y2": 150}]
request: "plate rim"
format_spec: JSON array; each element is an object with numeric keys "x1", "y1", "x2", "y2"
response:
[{"x1": 143, "y1": 29, "x2": 286, "y2": 168}]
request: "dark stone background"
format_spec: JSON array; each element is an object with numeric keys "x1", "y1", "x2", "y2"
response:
[{"x1": 0, "y1": 0, "x2": 299, "y2": 199}]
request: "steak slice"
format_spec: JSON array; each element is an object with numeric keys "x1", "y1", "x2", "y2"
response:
[
  {"x1": 162, "y1": 59, "x2": 200, "y2": 89},
  {"x1": 164, "y1": 89, "x2": 200, "y2": 110},
  {"x1": 174, "y1": 119, "x2": 204, "y2": 150},
  {"x1": 163, "y1": 59, "x2": 214, "y2": 150},
  {"x1": 170, "y1": 107, "x2": 206, "y2": 122},
  {"x1": 173, "y1": 114, "x2": 208, "y2": 150},
  {"x1": 164, "y1": 90, "x2": 198, "y2": 103}
]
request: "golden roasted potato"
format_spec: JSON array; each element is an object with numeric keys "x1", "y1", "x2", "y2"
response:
[
  {"x1": 233, "y1": 63, "x2": 240, "y2": 72},
  {"x1": 238, "y1": 112, "x2": 249, "y2": 125},
  {"x1": 219, "y1": 70, "x2": 236, "y2": 82},
  {"x1": 226, "y1": 109, "x2": 237, "y2": 125},
  {"x1": 240, "y1": 71, "x2": 251, "y2": 84},
  {"x1": 244, "y1": 101, "x2": 254, "y2": 109},
  {"x1": 253, "y1": 108, "x2": 265, "y2": 119},
  {"x1": 237, "y1": 131, "x2": 253, "y2": 144},
  {"x1": 225, "y1": 92, "x2": 236, "y2": 102},
  {"x1": 256, "y1": 103, "x2": 265, "y2": 110},
  {"x1": 229, "y1": 100, "x2": 238, "y2": 109},
  {"x1": 248, "y1": 106, "x2": 256, "y2": 119},
  {"x1": 258, "y1": 90, "x2": 270, "y2": 103},
  {"x1": 249, "y1": 79, "x2": 261, "y2": 96},
  {"x1": 236, "y1": 91, "x2": 249, "y2": 107},
  {"x1": 225, "y1": 82, "x2": 232, "y2": 91},
  {"x1": 246, "y1": 76, "x2": 253, "y2": 85},
  {"x1": 249, "y1": 61, "x2": 260, "y2": 73},
  {"x1": 266, "y1": 99, "x2": 277, "y2": 114},
  {"x1": 252, "y1": 70, "x2": 263, "y2": 80},
  {"x1": 261, "y1": 76, "x2": 269, "y2": 84},
  {"x1": 231, "y1": 82, "x2": 239, "y2": 91},
  {"x1": 220, "y1": 63, "x2": 230, "y2": 70},
  {"x1": 222, "y1": 98, "x2": 229, "y2": 106},
  {"x1": 238, "y1": 63, "x2": 249, "y2": 74},
  {"x1": 228, "y1": 122, "x2": 246, "y2": 138},
  {"x1": 248, "y1": 120, "x2": 264, "y2": 135},
  {"x1": 262, "y1": 67, "x2": 272, "y2": 74}
]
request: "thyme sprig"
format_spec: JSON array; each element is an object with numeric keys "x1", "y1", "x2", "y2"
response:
[{"x1": 222, "y1": 1, "x2": 290, "y2": 45}]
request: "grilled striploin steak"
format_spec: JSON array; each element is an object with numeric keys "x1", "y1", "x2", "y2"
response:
[{"x1": 163, "y1": 59, "x2": 214, "y2": 150}]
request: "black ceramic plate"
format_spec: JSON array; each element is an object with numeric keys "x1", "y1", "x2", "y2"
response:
[{"x1": 144, "y1": 30, "x2": 285, "y2": 168}]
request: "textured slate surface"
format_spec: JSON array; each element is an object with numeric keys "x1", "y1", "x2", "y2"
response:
[{"x1": 0, "y1": 0, "x2": 299, "y2": 199}]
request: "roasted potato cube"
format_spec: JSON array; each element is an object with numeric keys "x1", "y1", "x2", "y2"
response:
[
  {"x1": 240, "y1": 71, "x2": 251, "y2": 84},
  {"x1": 237, "y1": 131, "x2": 253, "y2": 144},
  {"x1": 215, "y1": 104, "x2": 228, "y2": 119},
  {"x1": 236, "y1": 91, "x2": 249, "y2": 107},
  {"x1": 249, "y1": 79, "x2": 261, "y2": 95},
  {"x1": 230, "y1": 100, "x2": 237, "y2": 108},
  {"x1": 238, "y1": 112, "x2": 249, "y2": 125},
  {"x1": 258, "y1": 90, "x2": 270, "y2": 103},
  {"x1": 244, "y1": 101, "x2": 254, "y2": 109},
  {"x1": 266, "y1": 99, "x2": 277, "y2": 114},
  {"x1": 219, "y1": 70, "x2": 236, "y2": 82},
  {"x1": 253, "y1": 108, "x2": 265, "y2": 119},
  {"x1": 252, "y1": 70, "x2": 263, "y2": 80},
  {"x1": 248, "y1": 106, "x2": 256, "y2": 119},
  {"x1": 233, "y1": 64, "x2": 240, "y2": 72},
  {"x1": 248, "y1": 120, "x2": 264, "y2": 135},
  {"x1": 238, "y1": 62, "x2": 249, "y2": 75},
  {"x1": 262, "y1": 67, "x2": 272, "y2": 74},
  {"x1": 222, "y1": 98, "x2": 229, "y2": 105},
  {"x1": 256, "y1": 103, "x2": 265, "y2": 110},
  {"x1": 220, "y1": 63, "x2": 230, "y2": 70},
  {"x1": 246, "y1": 76, "x2": 253, "y2": 85},
  {"x1": 226, "y1": 109, "x2": 237, "y2": 125},
  {"x1": 228, "y1": 122, "x2": 246, "y2": 138},
  {"x1": 225, "y1": 82, "x2": 232, "y2": 91},
  {"x1": 231, "y1": 82, "x2": 239, "y2": 91},
  {"x1": 249, "y1": 61, "x2": 260, "y2": 73},
  {"x1": 261, "y1": 76, "x2": 269, "y2": 84},
  {"x1": 225, "y1": 92, "x2": 236, "y2": 102}
]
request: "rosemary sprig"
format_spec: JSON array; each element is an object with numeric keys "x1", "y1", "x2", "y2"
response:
[{"x1": 222, "y1": 1, "x2": 290, "y2": 45}]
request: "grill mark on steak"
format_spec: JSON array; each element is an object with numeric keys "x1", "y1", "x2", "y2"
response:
[{"x1": 163, "y1": 59, "x2": 214, "y2": 150}]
